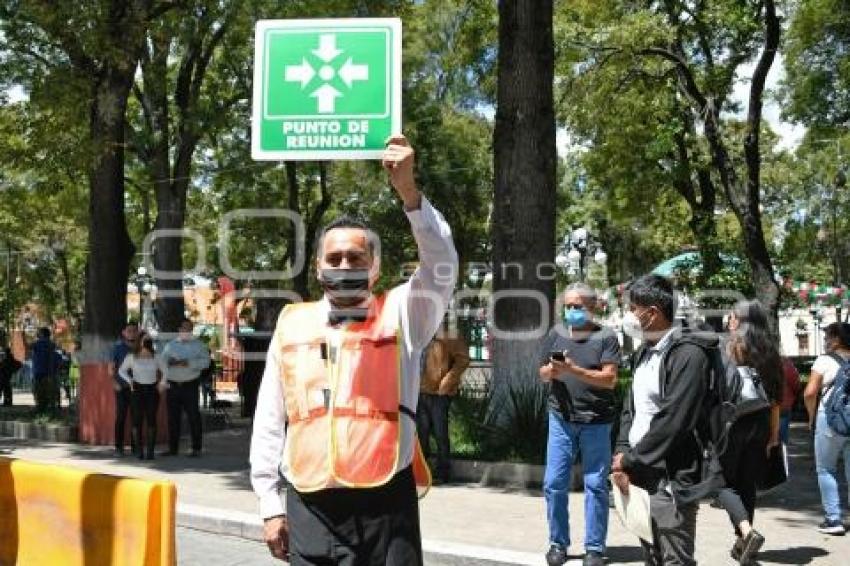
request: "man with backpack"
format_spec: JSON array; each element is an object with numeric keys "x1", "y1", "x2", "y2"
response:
[
  {"x1": 804, "y1": 322, "x2": 850, "y2": 535},
  {"x1": 612, "y1": 275, "x2": 718, "y2": 566}
]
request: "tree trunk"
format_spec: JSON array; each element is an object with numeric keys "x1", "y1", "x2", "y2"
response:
[
  {"x1": 152, "y1": 187, "x2": 188, "y2": 334},
  {"x1": 83, "y1": 75, "x2": 135, "y2": 353},
  {"x1": 286, "y1": 162, "x2": 332, "y2": 301},
  {"x1": 492, "y1": 0, "x2": 556, "y2": 394},
  {"x1": 285, "y1": 162, "x2": 308, "y2": 299}
]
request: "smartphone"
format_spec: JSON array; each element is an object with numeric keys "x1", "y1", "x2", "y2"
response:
[{"x1": 550, "y1": 350, "x2": 566, "y2": 362}]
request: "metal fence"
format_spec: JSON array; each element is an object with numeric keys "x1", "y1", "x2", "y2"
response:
[{"x1": 458, "y1": 361, "x2": 491, "y2": 399}]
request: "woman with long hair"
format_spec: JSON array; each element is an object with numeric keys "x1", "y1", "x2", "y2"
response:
[
  {"x1": 718, "y1": 300, "x2": 783, "y2": 565},
  {"x1": 118, "y1": 332, "x2": 165, "y2": 460}
]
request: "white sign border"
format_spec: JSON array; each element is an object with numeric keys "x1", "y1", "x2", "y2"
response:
[{"x1": 252, "y1": 18, "x2": 402, "y2": 161}]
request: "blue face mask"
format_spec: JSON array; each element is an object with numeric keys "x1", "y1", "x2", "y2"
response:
[{"x1": 564, "y1": 307, "x2": 587, "y2": 328}]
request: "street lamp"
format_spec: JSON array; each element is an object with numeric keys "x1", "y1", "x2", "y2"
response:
[
  {"x1": 555, "y1": 227, "x2": 607, "y2": 281},
  {"x1": 809, "y1": 303, "x2": 823, "y2": 356},
  {"x1": 134, "y1": 265, "x2": 157, "y2": 332}
]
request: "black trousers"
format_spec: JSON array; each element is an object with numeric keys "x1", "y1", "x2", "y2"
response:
[
  {"x1": 0, "y1": 376, "x2": 12, "y2": 405},
  {"x1": 166, "y1": 379, "x2": 202, "y2": 453},
  {"x1": 416, "y1": 393, "x2": 452, "y2": 481},
  {"x1": 641, "y1": 484, "x2": 698, "y2": 566},
  {"x1": 286, "y1": 466, "x2": 422, "y2": 566},
  {"x1": 34, "y1": 374, "x2": 59, "y2": 413},
  {"x1": 132, "y1": 384, "x2": 159, "y2": 456},
  {"x1": 114, "y1": 386, "x2": 134, "y2": 451},
  {"x1": 718, "y1": 409, "x2": 771, "y2": 536}
]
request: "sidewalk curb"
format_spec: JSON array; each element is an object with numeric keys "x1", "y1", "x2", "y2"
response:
[{"x1": 176, "y1": 503, "x2": 542, "y2": 565}]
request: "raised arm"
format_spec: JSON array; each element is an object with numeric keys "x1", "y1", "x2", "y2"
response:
[{"x1": 383, "y1": 135, "x2": 458, "y2": 350}]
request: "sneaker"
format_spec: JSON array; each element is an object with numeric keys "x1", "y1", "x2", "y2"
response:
[
  {"x1": 739, "y1": 529, "x2": 765, "y2": 563},
  {"x1": 583, "y1": 550, "x2": 605, "y2": 566},
  {"x1": 818, "y1": 518, "x2": 846, "y2": 535},
  {"x1": 545, "y1": 543, "x2": 568, "y2": 566}
]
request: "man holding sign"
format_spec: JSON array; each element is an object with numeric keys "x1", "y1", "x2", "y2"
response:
[{"x1": 250, "y1": 135, "x2": 458, "y2": 564}]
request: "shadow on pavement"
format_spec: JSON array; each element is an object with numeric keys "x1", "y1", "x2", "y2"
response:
[
  {"x1": 755, "y1": 545, "x2": 830, "y2": 564},
  {"x1": 605, "y1": 545, "x2": 646, "y2": 563},
  {"x1": 0, "y1": 423, "x2": 255, "y2": 494}
]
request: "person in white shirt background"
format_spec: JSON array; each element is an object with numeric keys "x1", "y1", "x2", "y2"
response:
[
  {"x1": 804, "y1": 322, "x2": 850, "y2": 535},
  {"x1": 118, "y1": 332, "x2": 165, "y2": 460},
  {"x1": 160, "y1": 318, "x2": 211, "y2": 457}
]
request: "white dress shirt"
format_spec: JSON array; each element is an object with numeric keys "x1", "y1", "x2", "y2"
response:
[
  {"x1": 250, "y1": 197, "x2": 458, "y2": 519},
  {"x1": 629, "y1": 328, "x2": 676, "y2": 447}
]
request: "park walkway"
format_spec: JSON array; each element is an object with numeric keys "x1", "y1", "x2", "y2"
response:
[{"x1": 0, "y1": 419, "x2": 845, "y2": 565}]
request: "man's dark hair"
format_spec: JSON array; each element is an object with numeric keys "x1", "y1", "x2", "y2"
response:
[
  {"x1": 179, "y1": 317, "x2": 194, "y2": 328},
  {"x1": 37, "y1": 327, "x2": 50, "y2": 339},
  {"x1": 825, "y1": 322, "x2": 850, "y2": 349},
  {"x1": 627, "y1": 274, "x2": 676, "y2": 322},
  {"x1": 314, "y1": 216, "x2": 379, "y2": 257},
  {"x1": 125, "y1": 321, "x2": 139, "y2": 329}
]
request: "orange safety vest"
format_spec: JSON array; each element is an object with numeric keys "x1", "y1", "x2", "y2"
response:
[{"x1": 277, "y1": 294, "x2": 431, "y2": 495}]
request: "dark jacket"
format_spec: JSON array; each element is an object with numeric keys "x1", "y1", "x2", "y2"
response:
[
  {"x1": 31, "y1": 338, "x2": 61, "y2": 377},
  {"x1": 616, "y1": 328, "x2": 719, "y2": 499}
]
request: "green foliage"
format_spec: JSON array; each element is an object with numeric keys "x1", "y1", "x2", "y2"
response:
[
  {"x1": 449, "y1": 381, "x2": 549, "y2": 465},
  {"x1": 782, "y1": 0, "x2": 850, "y2": 127},
  {"x1": 554, "y1": 0, "x2": 782, "y2": 290}
]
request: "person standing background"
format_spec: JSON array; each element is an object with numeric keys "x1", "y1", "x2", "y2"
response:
[
  {"x1": 119, "y1": 333, "x2": 165, "y2": 460},
  {"x1": 538, "y1": 283, "x2": 620, "y2": 566},
  {"x1": 804, "y1": 322, "x2": 850, "y2": 535},
  {"x1": 31, "y1": 327, "x2": 62, "y2": 414},
  {"x1": 108, "y1": 322, "x2": 139, "y2": 455},
  {"x1": 0, "y1": 346, "x2": 22, "y2": 406},
  {"x1": 161, "y1": 318, "x2": 210, "y2": 457},
  {"x1": 417, "y1": 324, "x2": 469, "y2": 484}
]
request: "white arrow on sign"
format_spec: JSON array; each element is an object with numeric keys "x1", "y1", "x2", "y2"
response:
[
  {"x1": 338, "y1": 57, "x2": 369, "y2": 88},
  {"x1": 284, "y1": 58, "x2": 315, "y2": 89},
  {"x1": 311, "y1": 83, "x2": 342, "y2": 113},
  {"x1": 313, "y1": 34, "x2": 342, "y2": 62}
]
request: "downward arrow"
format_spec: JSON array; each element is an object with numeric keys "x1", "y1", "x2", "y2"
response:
[
  {"x1": 284, "y1": 58, "x2": 315, "y2": 89},
  {"x1": 311, "y1": 84, "x2": 342, "y2": 113},
  {"x1": 313, "y1": 34, "x2": 342, "y2": 62},
  {"x1": 338, "y1": 57, "x2": 369, "y2": 88}
]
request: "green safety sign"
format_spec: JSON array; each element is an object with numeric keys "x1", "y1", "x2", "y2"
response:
[{"x1": 252, "y1": 18, "x2": 402, "y2": 161}]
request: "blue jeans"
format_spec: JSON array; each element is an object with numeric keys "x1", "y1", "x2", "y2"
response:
[
  {"x1": 779, "y1": 410, "x2": 791, "y2": 444},
  {"x1": 815, "y1": 411, "x2": 850, "y2": 521},
  {"x1": 543, "y1": 411, "x2": 611, "y2": 552}
]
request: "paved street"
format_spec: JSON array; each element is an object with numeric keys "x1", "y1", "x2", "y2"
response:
[
  {"x1": 2, "y1": 420, "x2": 846, "y2": 565},
  {"x1": 177, "y1": 527, "x2": 500, "y2": 566}
]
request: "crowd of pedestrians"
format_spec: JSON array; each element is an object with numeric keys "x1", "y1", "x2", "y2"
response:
[{"x1": 540, "y1": 278, "x2": 849, "y2": 566}]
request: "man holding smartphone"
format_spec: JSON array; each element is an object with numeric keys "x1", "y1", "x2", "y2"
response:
[{"x1": 539, "y1": 283, "x2": 620, "y2": 566}]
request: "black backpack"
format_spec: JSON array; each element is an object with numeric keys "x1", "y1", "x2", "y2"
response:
[
  {"x1": 671, "y1": 346, "x2": 772, "y2": 501},
  {"x1": 706, "y1": 357, "x2": 772, "y2": 458}
]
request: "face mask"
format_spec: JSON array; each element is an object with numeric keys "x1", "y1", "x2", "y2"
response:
[
  {"x1": 564, "y1": 308, "x2": 588, "y2": 328},
  {"x1": 622, "y1": 311, "x2": 645, "y2": 340},
  {"x1": 319, "y1": 268, "x2": 371, "y2": 308}
]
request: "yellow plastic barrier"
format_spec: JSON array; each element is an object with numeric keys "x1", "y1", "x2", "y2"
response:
[{"x1": 0, "y1": 457, "x2": 176, "y2": 566}]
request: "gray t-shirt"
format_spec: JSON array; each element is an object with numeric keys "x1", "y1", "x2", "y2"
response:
[{"x1": 540, "y1": 323, "x2": 621, "y2": 423}]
